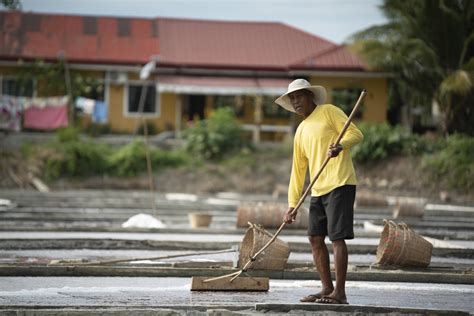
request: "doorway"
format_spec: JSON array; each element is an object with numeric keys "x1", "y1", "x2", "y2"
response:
[{"x1": 185, "y1": 94, "x2": 206, "y2": 123}]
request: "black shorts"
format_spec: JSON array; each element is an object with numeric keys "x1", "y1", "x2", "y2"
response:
[{"x1": 308, "y1": 185, "x2": 356, "y2": 241}]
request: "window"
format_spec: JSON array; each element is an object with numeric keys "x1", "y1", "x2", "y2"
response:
[
  {"x1": 1, "y1": 77, "x2": 34, "y2": 97},
  {"x1": 127, "y1": 83, "x2": 158, "y2": 115},
  {"x1": 214, "y1": 95, "x2": 245, "y2": 117},
  {"x1": 262, "y1": 96, "x2": 291, "y2": 118},
  {"x1": 331, "y1": 88, "x2": 364, "y2": 119},
  {"x1": 82, "y1": 83, "x2": 105, "y2": 101}
]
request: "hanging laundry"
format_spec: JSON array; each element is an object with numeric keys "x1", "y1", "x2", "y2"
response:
[
  {"x1": 23, "y1": 96, "x2": 69, "y2": 130},
  {"x1": 0, "y1": 95, "x2": 23, "y2": 132},
  {"x1": 75, "y1": 97, "x2": 95, "y2": 115},
  {"x1": 92, "y1": 100, "x2": 108, "y2": 123}
]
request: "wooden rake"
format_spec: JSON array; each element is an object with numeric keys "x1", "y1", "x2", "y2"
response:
[{"x1": 203, "y1": 89, "x2": 367, "y2": 285}]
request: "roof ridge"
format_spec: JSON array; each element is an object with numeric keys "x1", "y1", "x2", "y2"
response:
[
  {"x1": 280, "y1": 22, "x2": 336, "y2": 46},
  {"x1": 156, "y1": 16, "x2": 283, "y2": 26},
  {"x1": 1, "y1": 10, "x2": 286, "y2": 26},
  {"x1": 1, "y1": 10, "x2": 153, "y2": 21}
]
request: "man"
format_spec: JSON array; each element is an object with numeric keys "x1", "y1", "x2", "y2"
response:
[{"x1": 275, "y1": 79, "x2": 363, "y2": 305}]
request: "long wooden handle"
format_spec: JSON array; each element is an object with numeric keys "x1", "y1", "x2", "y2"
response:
[
  {"x1": 204, "y1": 89, "x2": 367, "y2": 283},
  {"x1": 70, "y1": 248, "x2": 236, "y2": 266},
  {"x1": 334, "y1": 90, "x2": 367, "y2": 145}
]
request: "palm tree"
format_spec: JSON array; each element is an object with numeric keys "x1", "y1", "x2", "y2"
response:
[
  {"x1": 1, "y1": 0, "x2": 22, "y2": 10},
  {"x1": 349, "y1": 0, "x2": 474, "y2": 135}
]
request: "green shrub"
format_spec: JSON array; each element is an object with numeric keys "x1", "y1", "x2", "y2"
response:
[
  {"x1": 36, "y1": 128, "x2": 111, "y2": 180},
  {"x1": 422, "y1": 134, "x2": 474, "y2": 190},
  {"x1": 107, "y1": 139, "x2": 188, "y2": 177},
  {"x1": 136, "y1": 121, "x2": 159, "y2": 136},
  {"x1": 151, "y1": 148, "x2": 189, "y2": 170},
  {"x1": 83, "y1": 123, "x2": 111, "y2": 136},
  {"x1": 56, "y1": 127, "x2": 80, "y2": 143},
  {"x1": 43, "y1": 140, "x2": 111, "y2": 180},
  {"x1": 107, "y1": 140, "x2": 149, "y2": 176},
  {"x1": 352, "y1": 123, "x2": 425, "y2": 163},
  {"x1": 20, "y1": 142, "x2": 35, "y2": 157},
  {"x1": 182, "y1": 107, "x2": 250, "y2": 159}
]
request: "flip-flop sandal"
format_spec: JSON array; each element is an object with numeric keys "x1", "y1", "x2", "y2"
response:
[
  {"x1": 315, "y1": 296, "x2": 349, "y2": 305},
  {"x1": 300, "y1": 293, "x2": 323, "y2": 302}
]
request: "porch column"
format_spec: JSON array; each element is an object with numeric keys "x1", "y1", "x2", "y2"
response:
[
  {"x1": 253, "y1": 95, "x2": 263, "y2": 144},
  {"x1": 175, "y1": 94, "x2": 183, "y2": 137}
]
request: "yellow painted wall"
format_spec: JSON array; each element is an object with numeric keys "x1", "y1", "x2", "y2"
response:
[
  {"x1": 160, "y1": 93, "x2": 178, "y2": 131},
  {"x1": 0, "y1": 66, "x2": 17, "y2": 76},
  {"x1": 197, "y1": 76, "x2": 387, "y2": 127},
  {"x1": 202, "y1": 95, "x2": 292, "y2": 141},
  {"x1": 309, "y1": 76, "x2": 387, "y2": 123},
  {"x1": 107, "y1": 84, "x2": 126, "y2": 132},
  {"x1": 107, "y1": 84, "x2": 177, "y2": 133},
  {"x1": 204, "y1": 95, "x2": 289, "y2": 126},
  {"x1": 2, "y1": 65, "x2": 387, "y2": 134},
  {"x1": 0, "y1": 65, "x2": 175, "y2": 134}
]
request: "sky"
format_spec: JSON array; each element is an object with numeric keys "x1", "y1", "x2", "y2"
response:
[{"x1": 17, "y1": 0, "x2": 387, "y2": 44}]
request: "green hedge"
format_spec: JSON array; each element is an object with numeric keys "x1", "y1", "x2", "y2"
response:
[
  {"x1": 36, "y1": 129, "x2": 189, "y2": 180},
  {"x1": 182, "y1": 107, "x2": 251, "y2": 160},
  {"x1": 43, "y1": 140, "x2": 111, "y2": 180},
  {"x1": 107, "y1": 140, "x2": 188, "y2": 177},
  {"x1": 351, "y1": 123, "x2": 428, "y2": 163},
  {"x1": 422, "y1": 134, "x2": 474, "y2": 191}
]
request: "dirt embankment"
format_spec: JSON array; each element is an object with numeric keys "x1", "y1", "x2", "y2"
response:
[{"x1": 2, "y1": 147, "x2": 471, "y2": 205}]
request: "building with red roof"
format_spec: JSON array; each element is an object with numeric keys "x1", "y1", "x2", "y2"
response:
[{"x1": 0, "y1": 11, "x2": 388, "y2": 139}]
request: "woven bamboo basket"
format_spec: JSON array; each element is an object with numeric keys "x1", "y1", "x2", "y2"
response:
[
  {"x1": 188, "y1": 212, "x2": 212, "y2": 228},
  {"x1": 376, "y1": 220, "x2": 433, "y2": 267},
  {"x1": 393, "y1": 199, "x2": 425, "y2": 218},
  {"x1": 236, "y1": 202, "x2": 309, "y2": 229},
  {"x1": 355, "y1": 190, "x2": 388, "y2": 207},
  {"x1": 238, "y1": 223, "x2": 290, "y2": 270}
]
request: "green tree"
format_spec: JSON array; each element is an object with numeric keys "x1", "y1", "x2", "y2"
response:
[
  {"x1": 16, "y1": 59, "x2": 102, "y2": 126},
  {"x1": 350, "y1": 0, "x2": 474, "y2": 135},
  {"x1": 1, "y1": 0, "x2": 21, "y2": 9}
]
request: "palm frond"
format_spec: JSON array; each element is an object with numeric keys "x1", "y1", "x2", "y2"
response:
[
  {"x1": 440, "y1": 70, "x2": 473, "y2": 97},
  {"x1": 463, "y1": 57, "x2": 474, "y2": 71}
]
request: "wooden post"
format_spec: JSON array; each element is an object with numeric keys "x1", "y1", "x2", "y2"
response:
[
  {"x1": 137, "y1": 84, "x2": 157, "y2": 215},
  {"x1": 253, "y1": 95, "x2": 263, "y2": 144},
  {"x1": 175, "y1": 94, "x2": 182, "y2": 137},
  {"x1": 60, "y1": 54, "x2": 74, "y2": 125}
]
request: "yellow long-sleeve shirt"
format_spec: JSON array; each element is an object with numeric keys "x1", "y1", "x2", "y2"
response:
[{"x1": 288, "y1": 104, "x2": 363, "y2": 208}]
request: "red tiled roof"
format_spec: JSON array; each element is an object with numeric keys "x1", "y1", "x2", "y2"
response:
[
  {"x1": 0, "y1": 11, "x2": 158, "y2": 64},
  {"x1": 156, "y1": 18, "x2": 336, "y2": 70},
  {"x1": 291, "y1": 45, "x2": 366, "y2": 70},
  {"x1": 0, "y1": 11, "x2": 366, "y2": 71}
]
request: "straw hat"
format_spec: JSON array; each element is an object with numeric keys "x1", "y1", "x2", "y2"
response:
[{"x1": 275, "y1": 79, "x2": 327, "y2": 112}]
